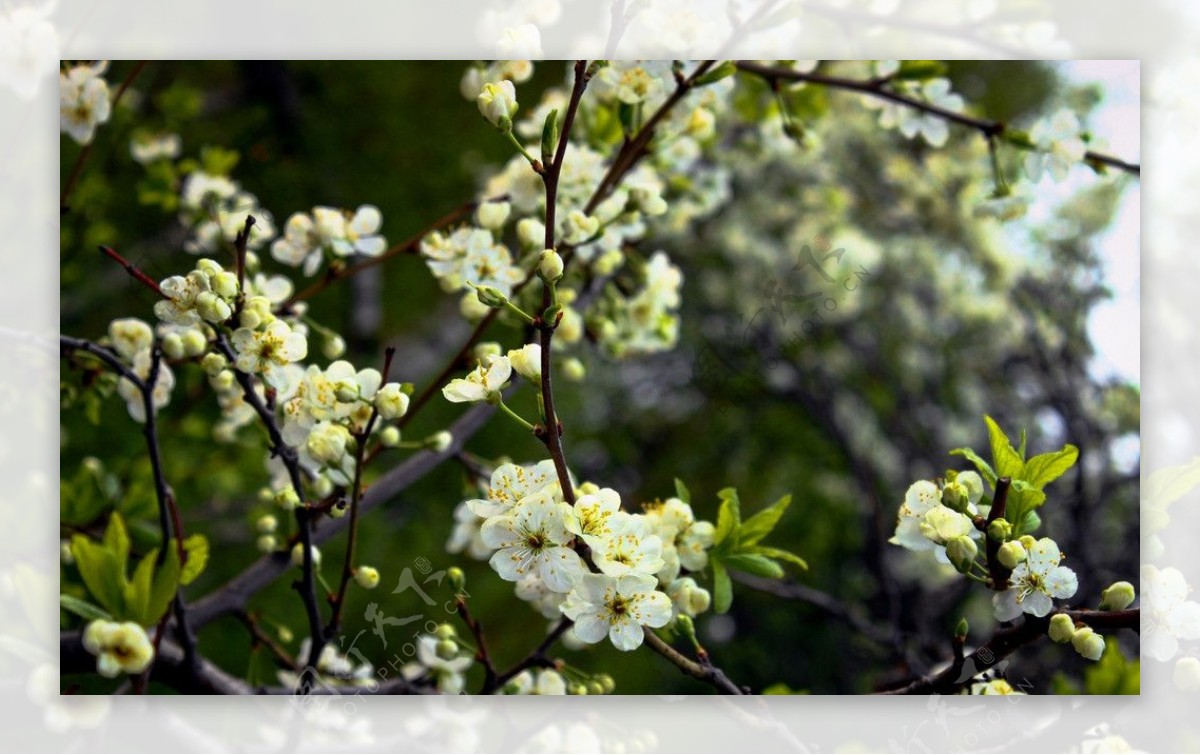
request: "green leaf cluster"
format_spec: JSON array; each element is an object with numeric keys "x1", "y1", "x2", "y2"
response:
[
  {"x1": 705, "y1": 487, "x2": 808, "y2": 614},
  {"x1": 951, "y1": 415, "x2": 1079, "y2": 536}
]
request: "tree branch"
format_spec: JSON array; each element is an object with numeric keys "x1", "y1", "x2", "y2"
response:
[{"x1": 734, "y1": 61, "x2": 1141, "y2": 176}]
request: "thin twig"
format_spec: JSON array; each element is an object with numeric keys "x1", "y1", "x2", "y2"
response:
[
  {"x1": 455, "y1": 596, "x2": 497, "y2": 692},
  {"x1": 641, "y1": 628, "x2": 746, "y2": 694}
]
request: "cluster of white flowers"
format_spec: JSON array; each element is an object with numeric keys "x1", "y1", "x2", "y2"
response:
[
  {"x1": 271, "y1": 205, "x2": 387, "y2": 276},
  {"x1": 274, "y1": 359, "x2": 410, "y2": 490},
  {"x1": 81, "y1": 620, "x2": 154, "y2": 678},
  {"x1": 400, "y1": 632, "x2": 474, "y2": 694},
  {"x1": 417, "y1": 61, "x2": 735, "y2": 360},
  {"x1": 130, "y1": 132, "x2": 182, "y2": 165},
  {"x1": 445, "y1": 460, "x2": 715, "y2": 651},
  {"x1": 178, "y1": 172, "x2": 277, "y2": 255},
  {"x1": 60, "y1": 62, "x2": 111, "y2": 145},
  {"x1": 594, "y1": 251, "x2": 684, "y2": 357},
  {"x1": 1024, "y1": 109, "x2": 1087, "y2": 183},
  {"x1": 106, "y1": 318, "x2": 176, "y2": 423},
  {"x1": 278, "y1": 637, "x2": 375, "y2": 689},
  {"x1": 889, "y1": 473, "x2": 985, "y2": 570},
  {"x1": 864, "y1": 62, "x2": 964, "y2": 148}
]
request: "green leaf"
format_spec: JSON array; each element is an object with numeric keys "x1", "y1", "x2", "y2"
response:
[
  {"x1": 714, "y1": 488, "x2": 741, "y2": 546},
  {"x1": 722, "y1": 553, "x2": 785, "y2": 579},
  {"x1": 1017, "y1": 510, "x2": 1041, "y2": 536},
  {"x1": 1022, "y1": 444, "x2": 1079, "y2": 489},
  {"x1": 950, "y1": 447, "x2": 997, "y2": 485},
  {"x1": 711, "y1": 558, "x2": 733, "y2": 614},
  {"x1": 748, "y1": 545, "x2": 809, "y2": 571},
  {"x1": 124, "y1": 550, "x2": 156, "y2": 625},
  {"x1": 693, "y1": 61, "x2": 738, "y2": 87},
  {"x1": 737, "y1": 494, "x2": 792, "y2": 547},
  {"x1": 69, "y1": 537, "x2": 124, "y2": 616},
  {"x1": 1018, "y1": 429, "x2": 1028, "y2": 460},
  {"x1": 144, "y1": 547, "x2": 181, "y2": 626},
  {"x1": 60, "y1": 594, "x2": 112, "y2": 622},
  {"x1": 180, "y1": 534, "x2": 209, "y2": 586},
  {"x1": 985, "y1": 415, "x2": 1024, "y2": 478},
  {"x1": 1007, "y1": 480, "x2": 1048, "y2": 532},
  {"x1": 540, "y1": 108, "x2": 559, "y2": 165},
  {"x1": 102, "y1": 512, "x2": 131, "y2": 575},
  {"x1": 674, "y1": 478, "x2": 691, "y2": 505}
]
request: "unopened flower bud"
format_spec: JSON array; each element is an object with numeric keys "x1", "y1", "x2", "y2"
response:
[
  {"x1": 196, "y1": 291, "x2": 232, "y2": 323},
  {"x1": 211, "y1": 369, "x2": 235, "y2": 393},
  {"x1": 312, "y1": 476, "x2": 334, "y2": 499},
  {"x1": 474, "y1": 284, "x2": 509, "y2": 308},
  {"x1": 202, "y1": 352, "x2": 227, "y2": 376},
  {"x1": 322, "y1": 334, "x2": 346, "y2": 360},
  {"x1": 1018, "y1": 535, "x2": 1037, "y2": 551},
  {"x1": 568, "y1": 682, "x2": 588, "y2": 695},
  {"x1": 447, "y1": 567, "x2": 466, "y2": 593},
  {"x1": 379, "y1": 426, "x2": 401, "y2": 447},
  {"x1": 539, "y1": 249, "x2": 564, "y2": 282},
  {"x1": 941, "y1": 481, "x2": 969, "y2": 512},
  {"x1": 1071, "y1": 626, "x2": 1106, "y2": 661},
  {"x1": 334, "y1": 378, "x2": 360, "y2": 403},
  {"x1": 180, "y1": 328, "x2": 207, "y2": 357},
  {"x1": 595, "y1": 673, "x2": 616, "y2": 695},
  {"x1": 161, "y1": 333, "x2": 186, "y2": 360},
  {"x1": 987, "y1": 518, "x2": 1012, "y2": 542},
  {"x1": 256, "y1": 534, "x2": 277, "y2": 553},
  {"x1": 329, "y1": 501, "x2": 347, "y2": 518},
  {"x1": 354, "y1": 566, "x2": 380, "y2": 590},
  {"x1": 954, "y1": 618, "x2": 969, "y2": 640},
  {"x1": 290, "y1": 543, "x2": 320, "y2": 568},
  {"x1": 426, "y1": 431, "x2": 453, "y2": 452},
  {"x1": 374, "y1": 384, "x2": 410, "y2": 420},
  {"x1": 476, "y1": 201, "x2": 511, "y2": 230},
  {"x1": 1099, "y1": 581, "x2": 1136, "y2": 611},
  {"x1": 275, "y1": 487, "x2": 300, "y2": 511},
  {"x1": 212, "y1": 271, "x2": 239, "y2": 300},
  {"x1": 560, "y1": 357, "x2": 585, "y2": 381},
  {"x1": 946, "y1": 535, "x2": 978, "y2": 573},
  {"x1": 477, "y1": 81, "x2": 519, "y2": 130},
  {"x1": 997, "y1": 540, "x2": 1027, "y2": 569},
  {"x1": 434, "y1": 623, "x2": 457, "y2": 640},
  {"x1": 473, "y1": 342, "x2": 502, "y2": 361},
  {"x1": 516, "y1": 218, "x2": 545, "y2": 250},
  {"x1": 1048, "y1": 613, "x2": 1076, "y2": 643},
  {"x1": 435, "y1": 639, "x2": 458, "y2": 660},
  {"x1": 256, "y1": 515, "x2": 277, "y2": 533}
]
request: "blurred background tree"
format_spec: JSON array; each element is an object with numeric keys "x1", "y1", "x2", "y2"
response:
[{"x1": 60, "y1": 60, "x2": 1138, "y2": 693}]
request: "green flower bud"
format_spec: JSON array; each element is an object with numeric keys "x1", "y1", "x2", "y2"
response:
[
  {"x1": 256, "y1": 515, "x2": 277, "y2": 533},
  {"x1": 256, "y1": 534, "x2": 277, "y2": 553},
  {"x1": 435, "y1": 639, "x2": 458, "y2": 660},
  {"x1": 474, "y1": 284, "x2": 509, "y2": 308},
  {"x1": 586, "y1": 680, "x2": 606, "y2": 696},
  {"x1": 447, "y1": 567, "x2": 466, "y2": 593},
  {"x1": 434, "y1": 623, "x2": 457, "y2": 641},
  {"x1": 595, "y1": 673, "x2": 616, "y2": 695},
  {"x1": 379, "y1": 426, "x2": 401, "y2": 447},
  {"x1": 161, "y1": 332, "x2": 186, "y2": 360},
  {"x1": 1071, "y1": 626, "x2": 1106, "y2": 661},
  {"x1": 945, "y1": 535, "x2": 978, "y2": 573},
  {"x1": 1048, "y1": 613, "x2": 1076, "y2": 643},
  {"x1": 561, "y1": 357, "x2": 585, "y2": 382},
  {"x1": 201, "y1": 352, "x2": 227, "y2": 376},
  {"x1": 1099, "y1": 581, "x2": 1136, "y2": 611},
  {"x1": 987, "y1": 518, "x2": 1012, "y2": 542},
  {"x1": 997, "y1": 540, "x2": 1027, "y2": 569},
  {"x1": 568, "y1": 682, "x2": 588, "y2": 695},
  {"x1": 274, "y1": 487, "x2": 300, "y2": 511},
  {"x1": 941, "y1": 481, "x2": 969, "y2": 513},
  {"x1": 539, "y1": 249, "x2": 564, "y2": 282},
  {"x1": 322, "y1": 334, "x2": 346, "y2": 360}
]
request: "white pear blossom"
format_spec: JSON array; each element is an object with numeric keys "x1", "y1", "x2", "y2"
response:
[
  {"x1": 442, "y1": 355, "x2": 512, "y2": 404},
  {"x1": 374, "y1": 383, "x2": 410, "y2": 420},
  {"x1": 466, "y1": 459, "x2": 562, "y2": 519},
  {"x1": 81, "y1": 620, "x2": 153, "y2": 678},
  {"x1": 568, "y1": 487, "x2": 622, "y2": 540},
  {"x1": 667, "y1": 576, "x2": 712, "y2": 618},
  {"x1": 993, "y1": 537, "x2": 1078, "y2": 621},
  {"x1": 478, "y1": 80, "x2": 518, "y2": 129},
  {"x1": 890, "y1": 480, "x2": 946, "y2": 552},
  {"x1": 1142, "y1": 565, "x2": 1200, "y2": 661},
  {"x1": 561, "y1": 573, "x2": 672, "y2": 651},
  {"x1": 60, "y1": 62, "x2": 111, "y2": 144},
  {"x1": 271, "y1": 211, "x2": 324, "y2": 275},
  {"x1": 130, "y1": 132, "x2": 181, "y2": 164},
  {"x1": 507, "y1": 343, "x2": 541, "y2": 383},
  {"x1": 447, "y1": 500, "x2": 492, "y2": 560},
  {"x1": 108, "y1": 318, "x2": 153, "y2": 360},
  {"x1": 481, "y1": 489, "x2": 584, "y2": 592},
  {"x1": 230, "y1": 319, "x2": 308, "y2": 390},
  {"x1": 116, "y1": 348, "x2": 175, "y2": 423},
  {"x1": 587, "y1": 512, "x2": 665, "y2": 577},
  {"x1": 1024, "y1": 109, "x2": 1087, "y2": 182}
]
